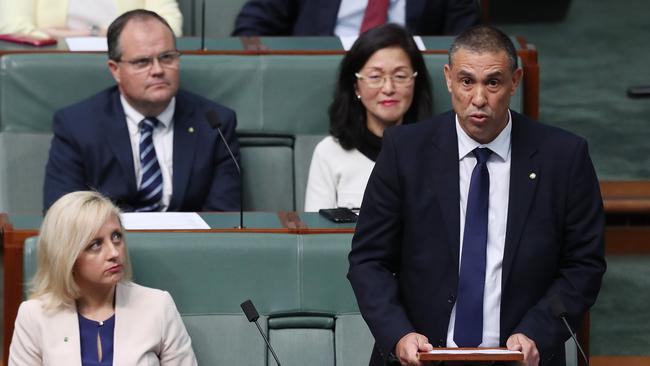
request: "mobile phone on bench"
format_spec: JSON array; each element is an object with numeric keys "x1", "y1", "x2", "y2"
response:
[{"x1": 318, "y1": 207, "x2": 358, "y2": 223}]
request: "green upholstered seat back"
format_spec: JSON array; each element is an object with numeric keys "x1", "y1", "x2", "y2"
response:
[
  {"x1": 22, "y1": 227, "x2": 574, "y2": 366},
  {"x1": 0, "y1": 53, "x2": 523, "y2": 213},
  {"x1": 23, "y1": 232, "x2": 371, "y2": 365}
]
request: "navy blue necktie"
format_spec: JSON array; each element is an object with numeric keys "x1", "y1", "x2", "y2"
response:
[
  {"x1": 454, "y1": 147, "x2": 492, "y2": 347},
  {"x1": 135, "y1": 117, "x2": 163, "y2": 212}
]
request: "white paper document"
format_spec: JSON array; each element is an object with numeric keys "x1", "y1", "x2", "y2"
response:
[
  {"x1": 120, "y1": 212, "x2": 210, "y2": 230},
  {"x1": 66, "y1": 37, "x2": 108, "y2": 51},
  {"x1": 339, "y1": 35, "x2": 426, "y2": 51},
  {"x1": 424, "y1": 349, "x2": 522, "y2": 355}
]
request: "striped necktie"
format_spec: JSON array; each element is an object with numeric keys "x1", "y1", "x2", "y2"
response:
[
  {"x1": 454, "y1": 147, "x2": 492, "y2": 347},
  {"x1": 135, "y1": 117, "x2": 163, "y2": 212}
]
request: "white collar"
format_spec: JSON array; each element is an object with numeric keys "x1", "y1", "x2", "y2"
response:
[{"x1": 455, "y1": 109, "x2": 512, "y2": 162}]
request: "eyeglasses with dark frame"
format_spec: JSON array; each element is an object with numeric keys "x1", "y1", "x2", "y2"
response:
[
  {"x1": 117, "y1": 51, "x2": 181, "y2": 72},
  {"x1": 355, "y1": 71, "x2": 418, "y2": 88}
]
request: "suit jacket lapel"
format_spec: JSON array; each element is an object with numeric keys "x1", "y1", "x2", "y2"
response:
[
  {"x1": 430, "y1": 113, "x2": 461, "y2": 266},
  {"x1": 405, "y1": 0, "x2": 426, "y2": 32},
  {"x1": 169, "y1": 92, "x2": 199, "y2": 209},
  {"x1": 502, "y1": 113, "x2": 540, "y2": 288},
  {"x1": 105, "y1": 89, "x2": 137, "y2": 193},
  {"x1": 55, "y1": 305, "x2": 83, "y2": 365},
  {"x1": 113, "y1": 282, "x2": 127, "y2": 365},
  {"x1": 320, "y1": 0, "x2": 343, "y2": 34}
]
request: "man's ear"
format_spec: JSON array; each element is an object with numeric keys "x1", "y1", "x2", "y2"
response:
[
  {"x1": 107, "y1": 60, "x2": 120, "y2": 83},
  {"x1": 443, "y1": 64, "x2": 453, "y2": 93},
  {"x1": 510, "y1": 67, "x2": 524, "y2": 95}
]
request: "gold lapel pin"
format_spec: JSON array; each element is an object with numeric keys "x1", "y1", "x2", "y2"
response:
[
  {"x1": 188, "y1": 127, "x2": 195, "y2": 133},
  {"x1": 529, "y1": 172, "x2": 537, "y2": 180}
]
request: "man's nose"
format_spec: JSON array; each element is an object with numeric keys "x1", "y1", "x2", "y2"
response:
[
  {"x1": 472, "y1": 85, "x2": 487, "y2": 107},
  {"x1": 149, "y1": 57, "x2": 164, "y2": 75}
]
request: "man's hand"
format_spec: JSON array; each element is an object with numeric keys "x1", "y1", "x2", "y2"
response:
[
  {"x1": 395, "y1": 332, "x2": 434, "y2": 365},
  {"x1": 507, "y1": 333, "x2": 540, "y2": 366}
]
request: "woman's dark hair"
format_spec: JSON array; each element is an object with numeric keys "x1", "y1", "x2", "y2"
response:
[{"x1": 329, "y1": 23, "x2": 433, "y2": 150}]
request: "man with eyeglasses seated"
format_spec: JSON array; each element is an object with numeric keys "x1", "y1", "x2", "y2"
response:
[{"x1": 44, "y1": 9, "x2": 241, "y2": 213}]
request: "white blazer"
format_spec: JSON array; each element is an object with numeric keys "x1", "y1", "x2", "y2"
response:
[{"x1": 9, "y1": 282, "x2": 198, "y2": 366}]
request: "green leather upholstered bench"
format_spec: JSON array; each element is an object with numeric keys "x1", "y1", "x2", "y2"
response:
[
  {"x1": 0, "y1": 53, "x2": 522, "y2": 213},
  {"x1": 23, "y1": 232, "x2": 373, "y2": 365}
]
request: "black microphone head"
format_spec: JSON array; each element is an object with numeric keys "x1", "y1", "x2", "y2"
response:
[
  {"x1": 205, "y1": 110, "x2": 221, "y2": 130},
  {"x1": 550, "y1": 295, "x2": 568, "y2": 318},
  {"x1": 241, "y1": 300, "x2": 260, "y2": 322}
]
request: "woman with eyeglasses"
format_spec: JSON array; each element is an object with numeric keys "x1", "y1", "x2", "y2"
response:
[
  {"x1": 9, "y1": 191, "x2": 197, "y2": 366},
  {"x1": 305, "y1": 23, "x2": 433, "y2": 212}
]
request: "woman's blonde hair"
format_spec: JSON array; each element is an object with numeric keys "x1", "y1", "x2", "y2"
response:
[{"x1": 30, "y1": 191, "x2": 132, "y2": 309}]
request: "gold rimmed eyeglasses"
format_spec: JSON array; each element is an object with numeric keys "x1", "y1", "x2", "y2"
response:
[{"x1": 355, "y1": 71, "x2": 418, "y2": 88}]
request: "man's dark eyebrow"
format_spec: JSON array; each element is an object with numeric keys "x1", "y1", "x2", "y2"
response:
[
  {"x1": 486, "y1": 71, "x2": 505, "y2": 78},
  {"x1": 457, "y1": 70, "x2": 475, "y2": 78}
]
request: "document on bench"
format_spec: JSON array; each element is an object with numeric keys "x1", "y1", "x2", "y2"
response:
[
  {"x1": 65, "y1": 37, "x2": 107, "y2": 51},
  {"x1": 339, "y1": 36, "x2": 425, "y2": 51},
  {"x1": 418, "y1": 348, "x2": 523, "y2": 362},
  {"x1": 121, "y1": 212, "x2": 210, "y2": 230},
  {"x1": 424, "y1": 349, "x2": 521, "y2": 355}
]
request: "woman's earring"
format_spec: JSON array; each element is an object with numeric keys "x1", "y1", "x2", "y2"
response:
[{"x1": 356, "y1": 94, "x2": 361, "y2": 100}]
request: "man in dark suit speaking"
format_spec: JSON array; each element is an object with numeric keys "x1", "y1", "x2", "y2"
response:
[
  {"x1": 44, "y1": 9, "x2": 240, "y2": 212},
  {"x1": 348, "y1": 26, "x2": 606, "y2": 366}
]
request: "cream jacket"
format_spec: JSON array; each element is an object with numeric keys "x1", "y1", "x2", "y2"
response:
[
  {"x1": 304, "y1": 135, "x2": 375, "y2": 212},
  {"x1": 0, "y1": 0, "x2": 183, "y2": 37},
  {"x1": 9, "y1": 282, "x2": 197, "y2": 366}
]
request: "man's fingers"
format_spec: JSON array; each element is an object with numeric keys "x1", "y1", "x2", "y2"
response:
[
  {"x1": 416, "y1": 335, "x2": 434, "y2": 352},
  {"x1": 507, "y1": 333, "x2": 540, "y2": 366},
  {"x1": 396, "y1": 332, "x2": 429, "y2": 365}
]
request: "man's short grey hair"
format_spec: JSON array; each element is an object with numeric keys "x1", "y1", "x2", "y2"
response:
[{"x1": 448, "y1": 25, "x2": 518, "y2": 72}]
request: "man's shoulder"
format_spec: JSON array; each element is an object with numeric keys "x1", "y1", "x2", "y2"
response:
[
  {"x1": 511, "y1": 111, "x2": 587, "y2": 147},
  {"x1": 56, "y1": 86, "x2": 119, "y2": 116}
]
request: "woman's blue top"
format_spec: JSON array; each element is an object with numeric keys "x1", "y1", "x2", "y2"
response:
[{"x1": 78, "y1": 313, "x2": 115, "y2": 366}]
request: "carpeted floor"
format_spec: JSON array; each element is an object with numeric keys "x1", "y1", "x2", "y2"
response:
[
  {"x1": 499, "y1": 0, "x2": 650, "y2": 180},
  {"x1": 590, "y1": 256, "x2": 650, "y2": 355}
]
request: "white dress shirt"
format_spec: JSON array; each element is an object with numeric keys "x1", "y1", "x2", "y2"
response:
[
  {"x1": 122, "y1": 96, "x2": 175, "y2": 211},
  {"x1": 334, "y1": 0, "x2": 406, "y2": 36},
  {"x1": 446, "y1": 111, "x2": 513, "y2": 347}
]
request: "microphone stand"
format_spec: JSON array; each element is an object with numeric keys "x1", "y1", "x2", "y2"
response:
[
  {"x1": 205, "y1": 110, "x2": 245, "y2": 228},
  {"x1": 200, "y1": 0, "x2": 206, "y2": 51}
]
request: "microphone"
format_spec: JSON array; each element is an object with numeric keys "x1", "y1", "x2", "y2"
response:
[
  {"x1": 200, "y1": 0, "x2": 206, "y2": 51},
  {"x1": 241, "y1": 300, "x2": 282, "y2": 366},
  {"x1": 550, "y1": 296, "x2": 589, "y2": 366},
  {"x1": 205, "y1": 110, "x2": 245, "y2": 228}
]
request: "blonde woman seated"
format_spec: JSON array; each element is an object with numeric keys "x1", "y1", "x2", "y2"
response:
[
  {"x1": 304, "y1": 24, "x2": 433, "y2": 212},
  {"x1": 9, "y1": 191, "x2": 197, "y2": 366}
]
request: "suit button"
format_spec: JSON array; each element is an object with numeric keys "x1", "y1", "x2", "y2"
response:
[
  {"x1": 447, "y1": 294, "x2": 456, "y2": 304},
  {"x1": 438, "y1": 339, "x2": 445, "y2": 347}
]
